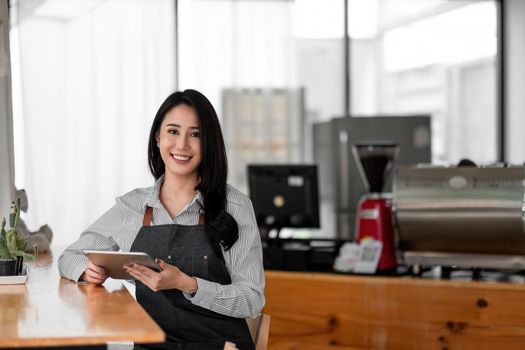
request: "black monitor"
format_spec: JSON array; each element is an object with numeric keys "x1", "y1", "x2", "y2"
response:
[{"x1": 247, "y1": 164, "x2": 320, "y2": 231}]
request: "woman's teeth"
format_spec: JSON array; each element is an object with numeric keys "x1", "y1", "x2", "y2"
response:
[{"x1": 172, "y1": 154, "x2": 191, "y2": 161}]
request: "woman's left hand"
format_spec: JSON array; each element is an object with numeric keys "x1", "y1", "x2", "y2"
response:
[{"x1": 124, "y1": 259, "x2": 197, "y2": 293}]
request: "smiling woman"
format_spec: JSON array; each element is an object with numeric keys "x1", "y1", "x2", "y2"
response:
[
  {"x1": 58, "y1": 89, "x2": 265, "y2": 350},
  {"x1": 155, "y1": 107, "x2": 202, "y2": 220}
]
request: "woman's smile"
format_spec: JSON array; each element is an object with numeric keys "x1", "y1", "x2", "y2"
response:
[
  {"x1": 171, "y1": 153, "x2": 192, "y2": 161},
  {"x1": 171, "y1": 153, "x2": 193, "y2": 163}
]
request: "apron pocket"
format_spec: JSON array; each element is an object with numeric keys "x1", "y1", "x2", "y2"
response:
[
  {"x1": 169, "y1": 255, "x2": 191, "y2": 275},
  {"x1": 191, "y1": 254, "x2": 209, "y2": 280}
]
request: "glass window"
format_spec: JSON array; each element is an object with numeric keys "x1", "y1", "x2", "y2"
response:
[
  {"x1": 10, "y1": 0, "x2": 175, "y2": 244},
  {"x1": 9, "y1": 0, "x2": 500, "y2": 244},
  {"x1": 179, "y1": 0, "x2": 344, "y2": 193},
  {"x1": 349, "y1": 0, "x2": 498, "y2": 164}
]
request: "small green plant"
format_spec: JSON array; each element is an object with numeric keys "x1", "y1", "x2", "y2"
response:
[{"x1": 0, "y1": 198, "x2": 34, "y2": 261}]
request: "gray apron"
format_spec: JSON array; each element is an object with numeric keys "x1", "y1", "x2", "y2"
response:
[{"x1": 131, "y1": 206, "x2": 255, "y2": 350}]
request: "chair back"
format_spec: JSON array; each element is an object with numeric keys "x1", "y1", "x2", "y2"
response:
[
  {"x1": 246, "y1": 313, "x2": 271, "y2": 350},
  {"x1": 223, "y1": 341, "x2": 238, "y2": 350}
]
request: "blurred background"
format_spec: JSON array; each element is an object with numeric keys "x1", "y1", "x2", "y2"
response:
[{"x1": 1, "y1": 0, "x2": 517, "y2": 245}]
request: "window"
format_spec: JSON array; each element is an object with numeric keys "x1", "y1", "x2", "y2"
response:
[
  {"x1": 9, "y1": 0, "x2": 501, "y2": 244},
  {"x1": 349, "y1": 0, "x2": 499, "y2": 164},
  {"x1": 10, "y1": 0, "x2": 175, "y2": 244},
  {"x1": 178, "y1": 0, "x2": 345, "y2": 194}
]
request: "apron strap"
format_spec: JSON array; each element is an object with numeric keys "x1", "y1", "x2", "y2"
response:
[
  {"x1": 197, "y1": 201, "x2": 205, "y2": 225},
  {"x1": 142, "y1": 206, "x2": 205, "y2": 226},
  {"x1": 143, "y1": 206, "x2": 153, "y2": 226}
]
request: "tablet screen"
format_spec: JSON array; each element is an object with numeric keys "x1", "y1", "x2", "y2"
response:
[{"x1": 83, "y1": 250, "x2": 161, "y2": 280}]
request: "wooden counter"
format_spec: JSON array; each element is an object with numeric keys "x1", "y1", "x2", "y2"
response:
[
  {"x1": 264, "y1": 270, "x2": 525, "y2": 350},
  {"x1": 0, "y1": 248, "x2": 164, "y2": 348}
]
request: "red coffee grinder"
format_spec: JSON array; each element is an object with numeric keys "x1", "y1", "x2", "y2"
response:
[{"x1": 352, "y1": 142, "x2": 399, "y2": 271}]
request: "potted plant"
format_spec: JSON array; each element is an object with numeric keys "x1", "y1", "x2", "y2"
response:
[{"x1": 0, "y1": 198, "x2": 35, "y2": 276}]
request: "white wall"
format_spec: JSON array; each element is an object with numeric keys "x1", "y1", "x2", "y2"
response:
[
  {"x1": 0, "y1": 0, "x2": 14, "y2": 219},
  {"x1": 505, "y1": 0, "x2": 525, "y2": 163}
]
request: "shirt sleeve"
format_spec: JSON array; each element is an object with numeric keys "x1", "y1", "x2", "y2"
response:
[
  {"x1": 57, "y1": 203, "x2": 123, "y2": 282},
  {"x1": 186, "y1": 193, "x2": 266, "y2": 319}
]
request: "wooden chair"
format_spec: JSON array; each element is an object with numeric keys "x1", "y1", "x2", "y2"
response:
[
  {"x1": 246, "y1": 313, "x2": 271, "y2": 350},
  {"x1": 224, "y1": 341, "x2": 238, "y2": 350}
]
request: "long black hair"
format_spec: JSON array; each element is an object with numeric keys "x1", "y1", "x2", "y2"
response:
[{"x1": 148, "y1": 90, "x2": 239, "y2": 254}]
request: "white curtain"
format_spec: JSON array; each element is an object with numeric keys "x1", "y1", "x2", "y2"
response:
[{"x1": 10, "y1": 0, "x2": 176, "y2": 245}]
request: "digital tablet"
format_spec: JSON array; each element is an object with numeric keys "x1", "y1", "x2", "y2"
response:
[{"x1": 83, "y1": 250, "x2": 161, "y2": 280}]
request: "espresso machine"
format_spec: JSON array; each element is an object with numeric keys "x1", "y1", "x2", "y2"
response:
[
  {"x1": 352, "y1": 142, "x2": 399, "y2": 271},
  {"x1": 394, "y1": 165, "x2": 525, "y2": 271}
]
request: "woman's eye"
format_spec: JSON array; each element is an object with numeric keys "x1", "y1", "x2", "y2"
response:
[
  {"x1": 191, "y1": 132, "x2": 200, "y2": 138},
  {"x1": 168, "y1": 129, "x2": 178, "y2": 135}
]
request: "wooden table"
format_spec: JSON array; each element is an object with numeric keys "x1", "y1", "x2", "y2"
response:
[
  {"x1": 264, "y1": 270, "x2": 525, "y2": 350},
  {"x1": 0, "y1": 248, "x2": 164, "y2": 348}
]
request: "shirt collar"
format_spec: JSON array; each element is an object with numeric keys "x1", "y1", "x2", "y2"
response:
[{"x1": 145, "y1": 174, "x2": 203, "y2": 209}]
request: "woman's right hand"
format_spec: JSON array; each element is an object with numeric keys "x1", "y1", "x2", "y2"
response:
[{"x1": 80, "y1": 260, "x2": 108, "y2": 285}]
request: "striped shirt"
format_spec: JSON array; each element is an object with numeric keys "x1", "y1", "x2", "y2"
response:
[{"x1": 58, "y1": 176, "x2": 265, "y2": 319}]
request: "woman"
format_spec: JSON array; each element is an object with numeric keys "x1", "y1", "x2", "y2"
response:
[{"x1": 58, "y1": 89, "x2": 265, "y2": 350}]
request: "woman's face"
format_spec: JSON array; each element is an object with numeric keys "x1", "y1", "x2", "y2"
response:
[{"x1": 157, "y1": 104, "x2": 202, "y2": 182}]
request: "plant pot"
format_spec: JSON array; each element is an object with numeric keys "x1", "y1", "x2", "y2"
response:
[
  {"x1": 0, "y1": 258, "x2": 17, "y2": 276},
  {"x1": 16, "y1": 256, "x2": 24, "y2": 275}
]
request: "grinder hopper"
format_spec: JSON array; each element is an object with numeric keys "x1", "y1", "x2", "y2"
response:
[{"x1": 352, "y1": 142, "x2": 399, "y2": 194}]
